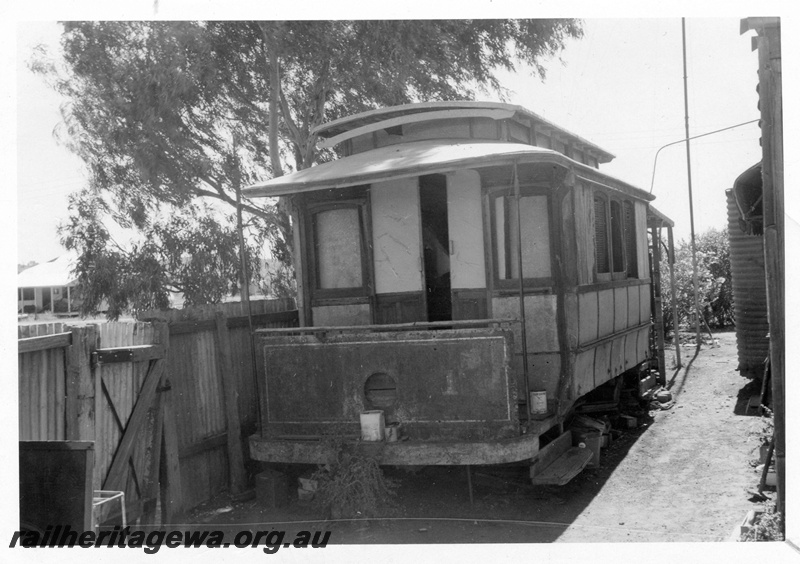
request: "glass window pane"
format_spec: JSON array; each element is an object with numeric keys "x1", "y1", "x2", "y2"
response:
[
  {"x1": 610, "y1": 200, "x2": 624, "y2": 272},
  {"x1": 494, "y1": 196, "x2": 507, "y2": 279},
  {"x1": 494, "y1": 194, "x2": 551, "y2": 280},
  {"x1": 315, "y1": 208, "x2": 363, "y2": 289},
  {"x1": 624, "y1": 201, "x2": 638, "y2": 277},
  {"x1": 517, "y1": 195, "x2": 551, "y2": 278},
  {"x1": 594, "y1": 196, "x2": 610, "y2": 274}
]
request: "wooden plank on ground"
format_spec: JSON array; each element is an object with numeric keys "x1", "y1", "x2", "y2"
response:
[
  {"x1": 530, "y1": 447, "x2": 593, "y2": 486},
  {"x1": 529, "y1": 430, "x2": 571, "y2": 479},
  {"x1": 18, "y1": 332, "x2": 72, "y2": 354}
]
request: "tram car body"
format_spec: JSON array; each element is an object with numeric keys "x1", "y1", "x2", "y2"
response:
[{"x1": 245, "y1": 102, "x2": 659, "y2": 471}]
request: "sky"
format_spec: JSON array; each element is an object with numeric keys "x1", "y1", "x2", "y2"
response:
[{"x1": 11, "y1": 14, "x2": 784, "y2": 265}]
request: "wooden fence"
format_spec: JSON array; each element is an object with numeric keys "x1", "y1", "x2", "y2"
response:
[
  {"x1": 140, "y1": 298, "x2": 297, "y2": 510},
  {"x1": 18, "y1": 298, "x2": 298, "y2": 523}
]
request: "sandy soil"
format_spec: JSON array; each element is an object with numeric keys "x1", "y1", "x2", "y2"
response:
[{"x1": 192, "y1": 330, "x2": 766, "y2": 545}]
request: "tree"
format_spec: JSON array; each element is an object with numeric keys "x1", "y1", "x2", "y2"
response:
[
  {"x1": 32, "y1": 20, "x2": 583, "y2": 318},
  {"x1": 660, "y1": 227, "x2": 732, "y2": 332},
  {"x1": 18, "y1": 261, "x2": 38, "y2": 274}
]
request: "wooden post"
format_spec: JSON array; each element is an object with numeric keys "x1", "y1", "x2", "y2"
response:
[
  {"x1": 650, "y1": 224, "x2": 667, "y2": 384},
  {"x1": 66, "y1": 325, "x2": 97, "y2": 441},
  {"x1": 153, "y1": 321, "x2": 183, "y2": 524},
  {"x1": 215, "y1": 311, "x2": 248, "y2": 496},
  {"x1": 140, "y1": 390, "x2": 164, "y2": 526},
  {"x1": 160, "y1": 400, "x2": 183, "y2": 524},
  {"x1": 667, "y1": 226, "x2": 682, "y2": 369},
  {"x1": 755, "y1": 21, "x2": 784, "y2": 520},
  {"x1": 142, "y1": 322, "x2": 169, "y2": 525}
]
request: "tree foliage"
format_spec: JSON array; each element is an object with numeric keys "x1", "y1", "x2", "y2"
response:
[
  {"x1": 32, "y1": 19, "x2": 583, "y2": 318},
  {"x1": 59, "y1": 189, "x2": 265, "y2": 319},
  {"x1": 660, "y1": 227, "x2": 733, "y2": 332}
]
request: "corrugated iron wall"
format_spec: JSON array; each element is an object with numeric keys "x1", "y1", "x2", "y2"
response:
[
  {"x1": 726, "y1": 190, "x2": 770, "y2": 377},
  {"x1": 18, "y1": 323, "x2": 68, "y2": 441}
]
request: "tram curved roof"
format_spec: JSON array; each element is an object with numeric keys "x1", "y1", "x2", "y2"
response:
[
  {"x1": 313, "y1": 101, "x2": 615, "y2": 164},
  {"x1": 244, "y1": 139, "x2": 653, "y2": 201}
]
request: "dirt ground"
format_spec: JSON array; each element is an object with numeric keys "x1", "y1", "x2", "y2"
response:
[{"x1": 190, "y1": 329, "x2": 767, "y2": 545}]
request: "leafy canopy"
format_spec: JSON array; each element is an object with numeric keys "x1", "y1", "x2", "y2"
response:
[{"x1": 33, "y1": 19, "x2": 583, "y2": 318}]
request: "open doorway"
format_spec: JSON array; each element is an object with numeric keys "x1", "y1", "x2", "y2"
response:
[{"x1": 419, "y1": 174, "x2": 451, "y2": 321}]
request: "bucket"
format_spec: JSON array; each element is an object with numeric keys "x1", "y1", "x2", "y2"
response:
[
  {"x1": 530, "y1": 391, "x2": 548, "y2": 415},
  {"x1": 360, "y1": 411, "x2": 385, "y2": 441}
]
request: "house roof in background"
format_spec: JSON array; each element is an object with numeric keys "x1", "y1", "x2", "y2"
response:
[{"x1": 17, "y1": 254, "x2": 78, "y2": 288}]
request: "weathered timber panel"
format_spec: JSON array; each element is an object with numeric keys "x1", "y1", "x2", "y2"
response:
[
  {"x1": 637, "y1": 327, "x2": 649, "y2": 362},
  {"x1": 179, "y1": 448, "x2": 228, "y2": 511},
  {"x1": 447, "y1": 170, "x2": 486, "y2": 290},
  {"x1": 312, "y1": 303, "x2": 372, "y2": 326},
  {"x1": 491, "y1": 294, "x2": 559, "y2": 353},
  {"x1": 529, "y1": 353, "x2": 561, "y2": 401},
  {"x1": 260, "y1": 329, "x2": 517, "y2": 441},
  {"x1": 597, "y1": 289, "x2": 614, "y2": 338},
  {"x1": 140, "y1": 298, "x2": 296, "y2": 324},
  {"x1": 573, "y1": 183, "x2": 596, "y2": 285},
  {"x1": 374, "y1": 292, "x2": 425, "y2": 324},
  {"x1": 578, "y1": 292, "x2": 599, "y2": 345},
  {"x1": 594, "y1": 342, "x2": 612, "y2": 386},
  {"x1": 371, "y1": 177, "x2": 423, "y2": 294},
  {"x1": 627, "y1": 285, "x2": 640, "y2": 327},
  {"x1": 613, "y1": 287, "x2": 627, "y2": 333},
  {"x1": 451, "y1": 289, "x2": 488, "y2": 321},
  {"x1": 168, "y1": 329, "x2": 226, "y2": 448},
  {"x1": 640, "y1": 284, "x2": 651, "y2": 324},
  {"x1": 624, "y1": 332, "x2": 639, "y2": 370},
  {"x1": 610, "y1": 336, "x2": 625, "y2": 379},
  {"x1": 635, "y1": 201, "x2": 649, "y2": 280},
  {"x1": 574, "y1": 349, "x2": 595, "y2": 397}
]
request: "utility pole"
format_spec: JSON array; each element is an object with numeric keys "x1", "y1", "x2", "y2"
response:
[{"x1": 681, "y1": 18, "x2": 702, "y2": 349}]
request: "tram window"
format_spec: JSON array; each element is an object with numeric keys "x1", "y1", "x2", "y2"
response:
[
  {"x1": 610, "y1": 200, "x2": 625, "y2": 275},
  {"x1": 594, "y1": 192, "x2": 638, "y2": 280},
  {"x1": 624, "y1": 201, "x2": 638, "y2": 278},
  {"x1": 312, "y1": 206, "x2": 365, "y2": 291},
  {"x1": 492, "y1": 193, "x2": 551, "y2": 284},
  {"x1": 594, "y1": 195, "x2": 610, "y2": 275}
]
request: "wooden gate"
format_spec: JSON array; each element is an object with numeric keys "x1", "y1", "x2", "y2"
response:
[
  {"x1": 18, "y1": 321, "x2": 182, "y2": 525},
  {"x1": 92, "y1": 322, "x2": 180, "y2": 525}
]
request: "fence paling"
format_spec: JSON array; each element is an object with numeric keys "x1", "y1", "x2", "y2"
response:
[{"x1": 19, "y1": 299, "x2": 299, "y2": 518}]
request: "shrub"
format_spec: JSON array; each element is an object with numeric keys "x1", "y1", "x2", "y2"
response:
[
  {"x1": 659, "y1": 227, "x2": 733, "y2": 332},
  {"x1": 311, "y1": 432, "x2": 398, "y2": 519}
]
